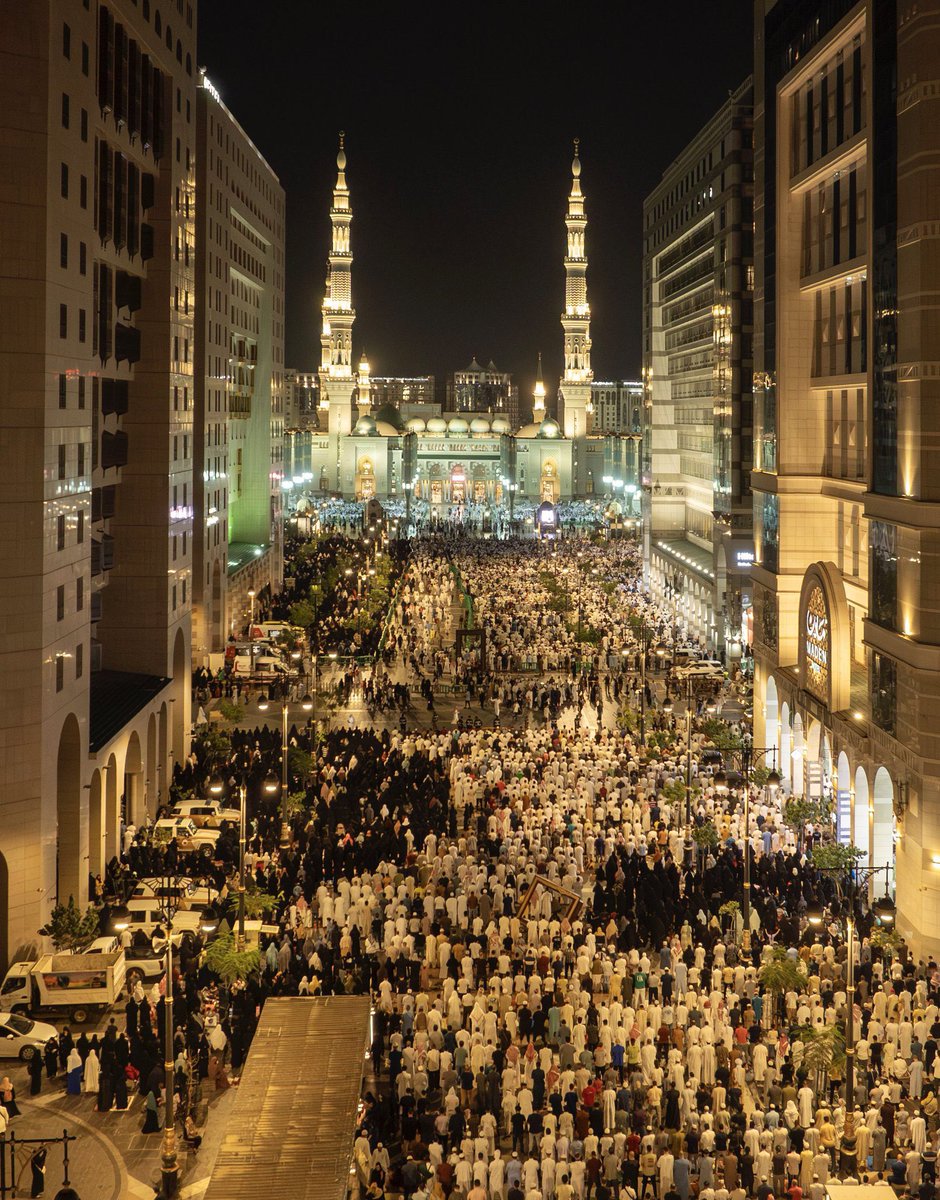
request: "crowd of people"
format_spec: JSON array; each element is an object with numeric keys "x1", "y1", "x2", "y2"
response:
[{"x1": 4, "y1": 528, "x2": 937, "y2": 1200}]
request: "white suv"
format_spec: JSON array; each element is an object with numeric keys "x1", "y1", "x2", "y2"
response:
[{"x1": 170, "y1": 798, "x2": 240, "y2": 828}]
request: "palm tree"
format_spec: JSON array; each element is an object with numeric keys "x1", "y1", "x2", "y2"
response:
[
  {"x1": 759, "y1": 946, "x2": 807, "y2": 1023},
  {"x1": 797, "y1": 1023, "x2": 845, "y2": 1097}
]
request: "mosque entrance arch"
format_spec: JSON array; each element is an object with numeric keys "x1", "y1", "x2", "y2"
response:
[{"x1": 872, "y1": 766, "x2": 896, "y2": 894}]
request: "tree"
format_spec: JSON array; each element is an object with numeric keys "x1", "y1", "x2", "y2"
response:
[
  {"x1": 39, "y1": 896, "x2": 100, "y2": 952},
  {"x1": 289, "y1": 599, "x2": 317, "y2": 630},
  {"x1": 202, "y1": 932, "x2": 261, "y2": 984},
  {"x1": 287, "y1": 747, "x2": 312, "y2": 787},
  {"x1": 691, "y1": 822, "x2": 719, "y2": 849},
  {"x1": 784, "y1": 798, "x2": 829, "y2": 853},
  {"x1": 759, "y1": 946, "x2": 807, "y2": 1022},
  {"x1": 796, "y1": 1023, "x2": 845, "y2": 1094},
  {"x1": 216, "y1": 699, "x2": 244, "y2": 723}
]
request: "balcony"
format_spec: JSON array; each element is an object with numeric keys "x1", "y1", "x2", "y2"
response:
[
  {"x1": 115, "y1": 270, "x2": 142, "y2": 313},
  {"x1": 115, "y1": 323, "x2": 140, "y2": 364},
  {"x1": 91, "y1": 484, "x2": 116, "y2": 522},
  {"x1": 100, "y1": 378, "x2": 128, "y2": 417},
  {"x1": 91, "y1": 533, "x2": 115, "y2": 576},
  {"x1": 101, "y1": 430, "x2": 128, "y2": 471}
]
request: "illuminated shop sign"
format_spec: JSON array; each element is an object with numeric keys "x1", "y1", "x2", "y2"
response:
[{"x1": 804, "y1": 584, "x2": 829, "y2": 701}]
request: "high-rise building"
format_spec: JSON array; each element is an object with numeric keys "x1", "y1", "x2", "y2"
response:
[
  {"x1": 0, "y1": 0, "x2": 196, "y2": 966},
  {"x1": 192, "y1": 72, "x2": 284, "y2": 657},
  {"x1": 643, "y1": 80, "x2": 755, "y2": 661},
  {"x1": 750, "y1": 0, "x2": 940, "y2": 952},
  {"x1": 284, "y1": 369, "x2": 319, "y2": 430},
  {"x1": 370, "y1": 376, "x2": 437, "y2": 412},
  {"x1": 447, "y1": 359, "x2": 519, "y2": 430},
  {"x1": 591, "y1": 381, "x2": 643, "y2": 435}
]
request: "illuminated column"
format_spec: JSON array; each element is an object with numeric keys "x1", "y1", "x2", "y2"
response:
[
  {"x1": 317, "y1": 133, "x2": 358, "y2": 490},
  {"x1": 357, "y1": 352, "x2": 372, "y2": 418},
  {"x1": 559, "y1": 139, "x2": 593, "y2": 458},
  {"x1": 533, "y1": 353, "x2": 546, "y2": 419}
]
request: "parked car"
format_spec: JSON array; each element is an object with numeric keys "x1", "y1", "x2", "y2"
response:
[
  {"x1": 170, "y1": 798, "x2": 240, "y2": 828},
  {"x1": 122, "y1": 898, "x2": 208, "y2": 941},
  {"x1": 152, "y1": 817, "x2": 219, "y2": 856},
  {"x1": 128, "y1": 876, "x2": 225, "y2": 909},
  {"x1": 0, "y1": 1011, "x2": 58, "y2": 1062}
]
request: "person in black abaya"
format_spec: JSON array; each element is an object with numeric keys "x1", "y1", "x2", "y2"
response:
[{"x1": 28, "y1": 1051, "x2": 44, "y2": 1095}]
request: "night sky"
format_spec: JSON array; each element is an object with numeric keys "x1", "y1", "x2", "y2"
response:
[{"x1": 197, "y1": 2, "x2": 754, "y2": 403}]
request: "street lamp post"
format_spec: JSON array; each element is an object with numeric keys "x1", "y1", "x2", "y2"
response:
[
  {"x1": 807, "y1": 867, "x2": 895, "y2": 1173},
  {"x1": 111, "y1": 892, "x2": 217, "y2": 1197},
  {"x1": 209, "y1": 770, "x2": 278, "y2": 949},
  {"x1": 714, "y1": 744, "x2": 781, "y2": 951},
  {"x1": 259, "y1": 687, "x2": 312, "y2": 848}
]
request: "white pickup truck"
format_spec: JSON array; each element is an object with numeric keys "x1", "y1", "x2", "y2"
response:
[{"x1": 0, "y1": 951, "x2": 127, "y2": 1024}]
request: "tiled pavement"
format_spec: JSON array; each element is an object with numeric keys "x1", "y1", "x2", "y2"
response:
[{"x1": 6, "y1": 1071, "x2": 236, "y2": 1199}]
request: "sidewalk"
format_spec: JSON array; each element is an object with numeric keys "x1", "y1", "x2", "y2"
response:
[{"x1": 7, "y1": 1079, "x2": 236, "y2": 1199}]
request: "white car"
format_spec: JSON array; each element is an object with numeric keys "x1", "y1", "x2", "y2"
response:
[
  {"x1": 0, "y1": 1011, "x2": 57, "y2": 1062},
  {"x1": 152, "y1": 817, "x2": 219, "y2": 855},
  {"x1": 170, "y1": 799, "x2": 241, "y2": 828}
]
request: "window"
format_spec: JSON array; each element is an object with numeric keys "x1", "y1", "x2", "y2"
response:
[
  {"x1": 77, "y1": 510, "x2": 84, "y2": 543},
  {"x1": 60, "y1": 233, "x2": 68, "y2": 268},
  {"x1": 870, "y1": 651, "x2": 897, "y2": 736},
  {"x1": 76, "y1": 577, "x2": 84, "y2": 611},
  {"x1": 78, "y1": 309, "x2": 86, "y2": 342},
  {"x1": 58, "y1": 444, "x2": 66, "y2": 480},
  {"x1": 870, "y1": 521, "x2": 898, "y2": 630},
  {"x1": 81, "y1": 109, "x2": 88, "y2": 142},
  {"x1": 61, "y1": 162, "x2": 69, "y2": 198},
  {"x1": 79, "y1": 175, "x2": 87, "y2": 208},
  {"x1": 75, "y1": 644, "x2": 83, "y2": 679},
  {"x1": 77, "y1": 443, "x2": 85, "y2": 476},
  {"x1": 59, "y1": 304, "x2": 67, "y2": 339},
  {"x1": 61, "y1": 93, "x2": 69, "y2": 128},
  {"x1": 79, "y1": 242, "x2": 86, "y2": 275},
  {"x1": 62, "y1": 23, "x2": 71, "y2": 58},
  {"x1": 59, "y1": 374, "x2": 67, "y2": 408},
  {"x1": 57, "y1": 585, "x2": 65, "y2": 620},
  {"x1": 57, "y1": 514, "x2": 66, "y2": 550},
  {"x1": 56, "y1": 656, "x2": 64, "y2": 692},
  {"x1": 77, "y1": 376, "x2": 85, "y2": 409}
]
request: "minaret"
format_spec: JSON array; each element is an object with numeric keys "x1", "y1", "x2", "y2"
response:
[
  {"x1": 357, "y1": 351, "x2": 371, "y2": 416},
  {"x1": 318, "y1": 133, "x2": 358, "y2": 490},
  {"x1": 559, "y1": 138, "x2": 593, "y2": 439},
  {"x1": 532, "y1": 353, "x2": 546, "y2": 419}
]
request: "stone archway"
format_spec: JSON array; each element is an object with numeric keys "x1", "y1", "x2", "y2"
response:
[
  {"x1": 105, "y1": 754, "x2": 120, "y2": 862},
  {"x1": 171, "y1": 628, "x2": 187, "y2": 768},
  {"x1": 88, "y1": 769, "x2": 104, "y2": 880},
  {"x1": 125, "y1": 731, "x2": 144, "y2": 827},
  {"x1": 853, "y1": 767, "x2": 870, "y2": 855},
  {"x1": 836, "y1": 752, "x2": 852, "y2": 844},
  {"x1": 56, "y1": 713, "x2": 84, "y2": 906},
  {"x1": 146, "y1": 712, "x2": 157, "y2": 818},
  {"x1": 780, "y1": 702, "x2": 792, "y2": 788},
  {"x1": 158, "y1": 703, "x2": 168, "y2": 808},
  {"x1": 764, "y1": 675, "x2": 779, "y2": 769},
  {"x1": 791, "y1": 712, "x2": 805, "y2": 797},
  {"x1": 0, "y1": 851, "x2": 8, "y2": 975},
  {"x1": 872, "y1": 766, "x2": 896, "y2": 891}
]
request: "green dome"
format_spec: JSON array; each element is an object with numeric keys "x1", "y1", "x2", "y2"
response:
[{"x1": 372, "y1": 402, "x2": 405, "y2": 432}]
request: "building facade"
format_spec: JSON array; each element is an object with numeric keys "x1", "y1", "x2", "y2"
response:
[
  {"x1": 446, "y1": 360, "x2": 519, "y2": 431},
  {"x1": 591, "y1": 380, "x2": 643, "y2": 436},
  {"x1": 750, "y1": 0, "x2": 940, "y2": 953},
  {"x1": 284, "y1": 368, "x2": 319, "y2": 430},
  {"x1": 0, "y1": 0, "x2": 197, "y2": 968},
  {"x1": 193, "y1": 72, "x2": 284, "y2": 658},
  {"x1": 643, "y1": 80, "x2": 755, "y2": 662}
]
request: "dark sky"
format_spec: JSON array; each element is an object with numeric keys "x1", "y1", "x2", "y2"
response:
[{"x1": 197, "y1": 2, "x2": 753, "y2": 401}]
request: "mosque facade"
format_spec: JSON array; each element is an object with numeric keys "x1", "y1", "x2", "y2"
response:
[{"x1": 283, "y1": 138, "x2": 640, "y2": 520}]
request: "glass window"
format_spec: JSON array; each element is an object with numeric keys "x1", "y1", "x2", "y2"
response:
[
  {"x1": 870, "y1": 651, "x2": 897, "y2": 736},
  {"x1": 869, "y1": 520, "x2": 897, "y2": 630}
]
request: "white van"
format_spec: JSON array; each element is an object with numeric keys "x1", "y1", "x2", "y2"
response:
[
  {"x1": 123, "y1": 898, "x2": 206, "y2": 940},
  {"x1": 170, "y1": 798, "x2": 241, "y2": 828}
]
